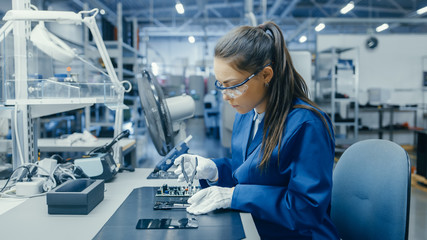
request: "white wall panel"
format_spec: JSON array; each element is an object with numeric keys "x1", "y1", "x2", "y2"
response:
[{"x1": 317, "y1": 34, "x2": 427, "y2": 106}]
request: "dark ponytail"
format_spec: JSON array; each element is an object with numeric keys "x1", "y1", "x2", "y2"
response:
[{"x1": 215, "y1": 21, "x2": 329, "y2": 171}]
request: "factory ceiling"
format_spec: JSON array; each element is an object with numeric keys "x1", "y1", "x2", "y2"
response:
[
  {"x1": 1, "y1": 0, "x2": 426, "y2": 45},
  {"x1": 68, "y1": 0, "x2": 427, "y2": 44}
]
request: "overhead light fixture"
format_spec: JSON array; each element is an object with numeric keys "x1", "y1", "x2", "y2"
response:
[
  {"x1": 376, "y1": 23, "x2": 389, "y2": 32},
  {"x1": 299, "y1": 35, "x2": 307, "y2": 43},
  {"x1": 188, "y1": 36, "x2": 195, "y2": 43},
  {"x1": 100, "y1": 9, "x2": 105, "y2": 15},
  {"x1": 416, "y1": 6, "x2": 427, "y2": 15},
  {"x1": 340, "y1": 1, "x2": 354, "y2": 14},
  {"x1": 315, "y1": 23, "x2": 325, "y2": 32},
  {"x1": 175, "y1": 1, "x2": 185, "y2": 14}
]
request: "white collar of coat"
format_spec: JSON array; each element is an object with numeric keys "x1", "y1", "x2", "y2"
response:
[{"x1": 253, "y1": 109, "x2": 265, "y2": 122}]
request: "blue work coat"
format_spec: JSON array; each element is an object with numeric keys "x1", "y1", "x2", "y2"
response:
[{"x1": 202, "y1": 98, "x2": 339, "y2": 239}]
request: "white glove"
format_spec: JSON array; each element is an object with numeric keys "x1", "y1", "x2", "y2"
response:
[
  {"x1": 174, "y1": 154, "x2": 218, "y2": 182},
  {"x1": 186, "y1": 186, "x2": 234, "y2": 215}
]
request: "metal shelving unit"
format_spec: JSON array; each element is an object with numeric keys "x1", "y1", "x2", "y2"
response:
[
  {"x1": 315, "y1": 47, "x2": 359, "y2": 145},
  {"x1": 357, "y1": 106, "x2": 418, "y2": 145},
  {"x1": 0, "y1": 0, "x2": 126, "y2": 166}
]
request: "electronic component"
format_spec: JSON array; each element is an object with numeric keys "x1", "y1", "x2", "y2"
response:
[
  {"x1": 37, "y1": 158, "x2": 57, "y2": 176},
  {"x1": 15, "y1": 177, "x2": 44, "y2": 196},
  {"x1": 73, "y1": 153, "x2": 117, "y2": 181},
  {"x1": 153, "y1": 202, "x2": 190, "y2": 210},
  {"x1": 89, "y1": 130, "x2": 130, "y2": 155},
  {"x1": 146, "y1": 170, "x2": 178, "y2": 179},
  {"x1": 154, "y1": 184, "x2": 200, "y2": 210},
  {"x1": 71, "y1": 130, "x2": 130, "y2": 181},
  {"x1": 136, "y1": 218, "x2": 198, "y2": 229}
]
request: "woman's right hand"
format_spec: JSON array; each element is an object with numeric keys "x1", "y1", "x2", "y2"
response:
[{"x1": 174, "y1": 154, "x2": 218, "y2": 182}]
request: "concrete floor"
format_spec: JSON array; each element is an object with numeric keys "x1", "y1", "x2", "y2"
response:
[
  {"x1": 135, "y1": 117, "x2": 427, "y2": 240},
  {"x1": 410, "y1": 189, "x2": 427, "y2": 239}
]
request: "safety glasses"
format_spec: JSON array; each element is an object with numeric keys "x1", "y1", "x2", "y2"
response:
[{"x1": 215, "y1": 63, "x2": 271, "y2": 98}]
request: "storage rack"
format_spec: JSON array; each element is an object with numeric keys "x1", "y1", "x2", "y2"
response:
[
  {"x1": 83, "y1": 2, "x2": 143, "y2": 133},
  {"x1": 0, "y1": 0, "x2": 126, "y2": 167},
  {"x1": 315, "y1": 47, "x2": 359, "y2": 146}
]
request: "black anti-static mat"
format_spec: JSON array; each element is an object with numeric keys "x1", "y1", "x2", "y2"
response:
[{"x1": 94, "y1": 187, "x2": 246, "y2": 240}]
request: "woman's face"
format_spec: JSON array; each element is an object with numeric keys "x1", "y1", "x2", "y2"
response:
[{"x1": 214, "y1": 57, "x2": 273, "y2": 114}]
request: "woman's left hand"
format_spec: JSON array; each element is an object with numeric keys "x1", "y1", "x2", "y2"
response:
[{"x1": 187, "y1": 186, "x2": 234, "y2": 215}]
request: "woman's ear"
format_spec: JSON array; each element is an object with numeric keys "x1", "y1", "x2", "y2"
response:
[{"x1": 262, "y1": 66, "x2": 274, "y2": 85}]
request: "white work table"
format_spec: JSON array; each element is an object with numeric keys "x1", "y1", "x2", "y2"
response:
[{"x1": 0, "y1": 168, "x2": 260, "y2": 240}]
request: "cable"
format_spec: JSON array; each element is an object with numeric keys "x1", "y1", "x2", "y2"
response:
[
  {"x1": 50, "y1": 163, "x2": 82, "y2": 185},
  {"x1": 14, "y1": 108, "x2": 25, "y2": 166},
  {"x1": 74, "y1": 55, "x2": 133, "y2": 93},
  {"x1": 0, "y1": 190, "x2": 21, "y2": 198},
  {"x1": 58, "y1": 166, "x2": 74, "y2": 177},
  {"x1": 0, "y1": 190, "x2": 47, "y2": 199},
  {"x1": 88, "y1": 130, "x2": 130, "y2": 154},
  {"x1": 1, "y1": 163, "x2": 58, "y2": 193},
  {"x1": 59, "y1": 171, "x2": 76, "y2": 181},
  {"x1": 27, "y1": 163, "x2": 51, "y2": 176},
  {"x1": 1, "y1": 161, "x2": 87, "y2": 197},
  {"x1": 2, "y1": 188, "x2": 17, "y2": 195},
  {"x1": 26, "y1": 163, "x2": 57, "y2": 189},
  {"x1": 50, "y1": 164, "x2": 62, "y2": 187},
  {"x1": 0, "y1": 176, "x2": 13, "y2": 193},
  {"x1": 74, "y1": 54, "x2": 109, "y2": 78},
  {"x1": 0, "y1": 166, "x2": 30, "y2": 192}
]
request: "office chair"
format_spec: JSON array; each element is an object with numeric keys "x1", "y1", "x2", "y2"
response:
[{"x1": 331, "y1": 139, "x2": 411, "y2": 240}]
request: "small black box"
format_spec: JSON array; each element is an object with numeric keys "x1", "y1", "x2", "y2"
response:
[{"x1": 46, "y1": 179, "x2": 104, "y2": 215}]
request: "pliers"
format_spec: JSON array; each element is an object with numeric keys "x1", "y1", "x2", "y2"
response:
[{"x1": 182, "y1": 157, "x2": 198, "y2": 187}]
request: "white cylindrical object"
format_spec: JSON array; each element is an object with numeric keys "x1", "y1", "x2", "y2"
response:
[
  {"x1": 189, "y1": 75, "x2": 205, "y2": 117},
  {"x1": 165, "y1": 95, "x2": 195, "y2": 122},
  {"x1": 3, "y1": 10, "x2": 83, "y2": 24},
  {"x1": 30, "y1": 23, "x2": 75, "y2": 63}
]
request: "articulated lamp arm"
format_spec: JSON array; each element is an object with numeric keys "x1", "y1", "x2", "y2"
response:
[
  {"x1": 82, "y1": 14, "x2": 124, "y2": 95},
  {"x1": 0, "y1": 21, "x2": 14, "y2": 43}
]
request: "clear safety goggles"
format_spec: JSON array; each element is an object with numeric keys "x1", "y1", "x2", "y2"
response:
[{"x1": 214, "y1": 63, "x2": 271, "y2": 99}]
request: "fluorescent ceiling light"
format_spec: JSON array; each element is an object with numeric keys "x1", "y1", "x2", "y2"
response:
[
  {"x1": 188, "y1": 36, "x2": 195, "y2": 43},
  {"x1": 376, "y1": 23, "x2": 389, "y2": 32},
  {"x1": 416, "y1": 6, "x2": 427, "y2": 15},
  {"x1": 299, "y1": 35, "x2": 307, "y2": 43},
  {"x1": 175, "y1": 2, "x2": 185, "y2": 14},
  {"x1": 340, "y1": 1, "x2": 354, "y2": 14},
  {"x1": 315, "y1": 23, "x2": 325, "y2": 32}
]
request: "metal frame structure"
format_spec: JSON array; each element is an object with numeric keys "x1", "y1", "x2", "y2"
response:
[
  {"x1": 1, "y1": 0, "x2": 126, "y2": 167},
  {"x1": 53, "y1": 0, "x2": 427, "y2": 53},
  {"x1": 315, "y1": 46, "x2": 359, "y2": 146}
]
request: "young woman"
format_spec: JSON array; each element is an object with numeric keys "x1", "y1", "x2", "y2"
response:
[{"x1": 175, "y1": 21, "x2": 339, "y2": 239}]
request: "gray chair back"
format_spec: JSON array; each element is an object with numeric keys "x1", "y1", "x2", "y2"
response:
[{"x1": 331, "y1": 139, "x2": 411, "y2": 240}]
